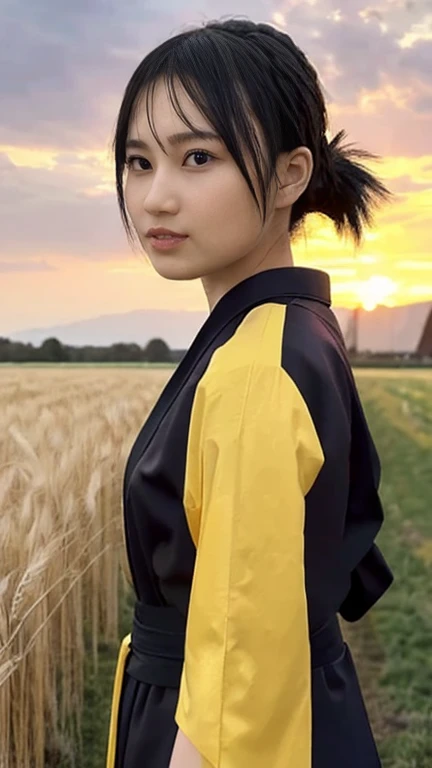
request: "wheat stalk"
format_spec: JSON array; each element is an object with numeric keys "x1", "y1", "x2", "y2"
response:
[{"x1": 0, "y1": 366, "x2": 171, "y2": 767}]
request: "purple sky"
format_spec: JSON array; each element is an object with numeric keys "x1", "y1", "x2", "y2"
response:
[{"x1": 1, "y1": 0, "x2": 431, "y2": 333}]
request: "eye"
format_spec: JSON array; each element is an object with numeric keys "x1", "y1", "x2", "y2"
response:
[
  {"x1": 125, "y1": 156, "x2": 150, "y2": 171},
  {"x1": 184, "y1": 150, "x2": 214, "y2": 167}
]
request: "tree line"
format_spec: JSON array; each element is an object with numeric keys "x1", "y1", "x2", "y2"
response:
[
  {"x1": 0, "y1": 336, "x2": 184, "y2": 364},
  {"x1": 2, "y1": 336, "x2": 429, "y2": 367}
]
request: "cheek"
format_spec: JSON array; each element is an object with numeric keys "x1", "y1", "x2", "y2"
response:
[
  {"x1": 124, "y1": 175, "x2": 138, "y2": 219},
  {"x1": 196, "y1": 166, "x2": 262, "y2": 239}
]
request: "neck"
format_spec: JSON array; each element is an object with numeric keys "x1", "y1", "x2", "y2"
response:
[{"x1": 201, "y1": 232, "x2": 294, "y2": 313}]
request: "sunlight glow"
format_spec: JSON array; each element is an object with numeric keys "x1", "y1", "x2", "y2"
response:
[{"x1": 357, "y1": 276, "x2": 398, "y2": 311}]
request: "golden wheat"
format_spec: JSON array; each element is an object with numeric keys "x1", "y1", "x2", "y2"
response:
[{"x1": 0, "y1": 366, "x2": 172, "y2": 768}]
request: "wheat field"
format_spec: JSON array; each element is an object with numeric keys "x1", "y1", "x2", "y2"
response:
[
  {"x1": 0, "y1": 367, "x2": 171, "y2": 768},
  {"x1": 1, "y1": 366, "x2": 431, "y2": 767}
]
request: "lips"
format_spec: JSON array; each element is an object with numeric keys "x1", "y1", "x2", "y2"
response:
[
  {"x1": 147, "y1": 231, "x2": 189, "y2": 252},
  {"x1": 146, "y1": 227, "x2": 188, "y2": 238},
  {"x1": 152, "y1": 234, "x2": 185, "y2": 240}
]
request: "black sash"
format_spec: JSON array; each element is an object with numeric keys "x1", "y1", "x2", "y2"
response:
[{"x1": 125, "y1": 601, "x2": 345, "y2": 689}]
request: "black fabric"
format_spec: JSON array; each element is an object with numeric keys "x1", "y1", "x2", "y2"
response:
[
  {"x1": 127, "y1": 603, "x2": 346, "y2": 686},
  {"x1": 112, "y1": 267, "x2": 392, "y2": 768},
  {"x1": 115, "y1": 677, "x2": 178, "y2": 768},
  {"x1": 116, "y1": 607, "x2": 381, "y2": 767},
  {"x1": 126, "y1": 603, "x2": 186, "y2": 688},
  {"x1": 115, "y1": 628, "x2": 381, "y2": 768},
  {"x1": 281, "y1": 300, "x2": 393, "y2": 627},
  {"x1": 311, "y1": 644, "x2": 381, "y2": 767},
  {"x1": 340, "y1": 544, "x2": 394, "y2": 622},
  {"x1": 115, "y1": 662, "x2": 381, "y2": 768}
]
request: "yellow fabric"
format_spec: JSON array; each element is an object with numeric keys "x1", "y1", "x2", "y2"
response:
[
  {"x1": 176, "y1": 304, "x2": 324, "y2": 768},
  {"x1": 105, "y1": 632, "x2": 131, "y2": 768}
]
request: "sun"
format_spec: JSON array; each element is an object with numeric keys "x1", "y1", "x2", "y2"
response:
[{"x1": 356, "y1": 276, "x2": 398, "y2": 311}]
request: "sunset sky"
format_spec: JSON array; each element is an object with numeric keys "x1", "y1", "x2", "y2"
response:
[{"x1": 1, "y1": 0, "x2": 431, "y2": 335}]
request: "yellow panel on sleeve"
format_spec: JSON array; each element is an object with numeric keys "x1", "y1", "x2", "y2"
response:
[{"x1": 176, "y1": 304, "x2": 324, "y2": 768}]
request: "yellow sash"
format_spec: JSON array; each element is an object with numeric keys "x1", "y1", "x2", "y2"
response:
[{"x1": 105, "y1": 633, "x2": 131, "y2": 768}]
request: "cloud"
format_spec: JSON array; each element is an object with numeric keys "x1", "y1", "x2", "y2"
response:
[
  {"x1": 0, "y1": 154, "x2": 126, "y2": 260},
  {"x1": 0, "y1": 260, "x2": 56, "y2": 272},
  {"x1": 0, "y1": 0, "x2": 167, "y2": 149},
  {"x1": 0, "y1": 0, "x2": 430, "y2": 152},
  {"x1": 388, "y1": 174, "x2": 432, "y2": 192},
  {"x1": 329, "y1": 95, "x2": 432, "y2": 157},
  {"x1": 400, "y1": 37, "x2": 432, "y2": 77},
  {"x1": 0, "y1": 152, "x2": 15, "y2": 171},
  {"x1": 280, "y1": 1, "x2": 432, "y2": 102},
  {"x1": 0, "y1": 0, "x2": 270, "y2": 151}
]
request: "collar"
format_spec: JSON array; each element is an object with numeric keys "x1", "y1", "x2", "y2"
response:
[{"x1": 210, "y1": 267, "x2": 331, "y2": 320}]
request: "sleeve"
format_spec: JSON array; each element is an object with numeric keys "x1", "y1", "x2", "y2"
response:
[{"x1": 175, "y1": 362, "x2": 325, "y2": 768}]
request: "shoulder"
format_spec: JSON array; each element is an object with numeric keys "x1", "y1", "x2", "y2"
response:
[
  {"x1": 195, "y1": 300, "x2": 352, "y2": 455},
  {"x1": 193, "y1": 302, "x2": 326, "y2": 495},
  {"x1": 201, "y1": 299, "x2": 348, "y2": 398},
  {"x1": 197, "y1": 300, "x2": 329, "y2": 418},
  {"x1": 200, "y1": 302, "x2": 286, "y2": 404}
]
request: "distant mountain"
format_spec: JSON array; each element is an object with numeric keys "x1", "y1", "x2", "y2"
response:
[
  {"x1": 6, "y1": 302, "x2": 432, "y2": 354},
  {"x1": 7, "y1": 309, "x2": 209, "y2": 349}
]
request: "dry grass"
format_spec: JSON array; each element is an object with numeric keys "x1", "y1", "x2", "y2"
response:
[{"x1": 0, "y1": 367, "x2": 171, "y2": 768}]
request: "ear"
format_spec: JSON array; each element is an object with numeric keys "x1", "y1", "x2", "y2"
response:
[{"x1": 274, "y1": 147, "x2": 314, "y2": 210}]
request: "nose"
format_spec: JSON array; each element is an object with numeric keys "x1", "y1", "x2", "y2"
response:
[{"x1": 142, "y1": 170, "x2": 180, "y2": 216}]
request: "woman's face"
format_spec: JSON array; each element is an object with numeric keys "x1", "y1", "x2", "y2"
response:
[{"x1": 124, "y1": 79, "x2": 276, "y2": 281}]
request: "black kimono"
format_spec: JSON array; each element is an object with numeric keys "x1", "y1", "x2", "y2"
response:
[{"x1": 106, "y1": 267, "x2": 393, "y2": 768}]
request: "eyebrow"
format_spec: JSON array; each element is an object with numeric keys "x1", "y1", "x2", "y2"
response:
[{"x1": 125, "y1": 130, "x2": 221, "y2": 151}]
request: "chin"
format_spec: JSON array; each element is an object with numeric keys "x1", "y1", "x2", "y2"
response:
[{"x1": 149, "y1": 256, "x2": 204, "y2": 282}]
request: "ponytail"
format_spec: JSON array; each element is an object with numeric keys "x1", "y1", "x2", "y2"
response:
[{"x1": 293, "y1": 130, "x2": 392, "y2": 245}]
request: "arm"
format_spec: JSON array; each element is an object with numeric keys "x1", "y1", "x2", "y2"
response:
[{"x1": 174, "y1": 363, "x2": 324, "y2": 768}]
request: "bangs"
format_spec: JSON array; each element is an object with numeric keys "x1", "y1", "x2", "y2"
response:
[{"x1": 114, "y1": 28, "x2": 285, "y2": 239}]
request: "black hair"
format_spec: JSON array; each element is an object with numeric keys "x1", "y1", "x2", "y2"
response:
[{"x1": 113, "y1": 17, "x2": 392, "y2": 245}]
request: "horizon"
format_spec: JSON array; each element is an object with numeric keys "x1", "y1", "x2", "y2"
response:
[
  {"x1": 6, "y1": 295, "x2": 432, "y2": 339},
  {"x1": 1, "y1": 1, "x2": 431, "y2": 334},
  {"x1": 4, "y1": 300, "x2": 431, "y2": 358}
]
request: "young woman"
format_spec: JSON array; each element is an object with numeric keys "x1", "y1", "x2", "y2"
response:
[{"x1": 106, "y1": 17, "x2": 394, "y2": 768}]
